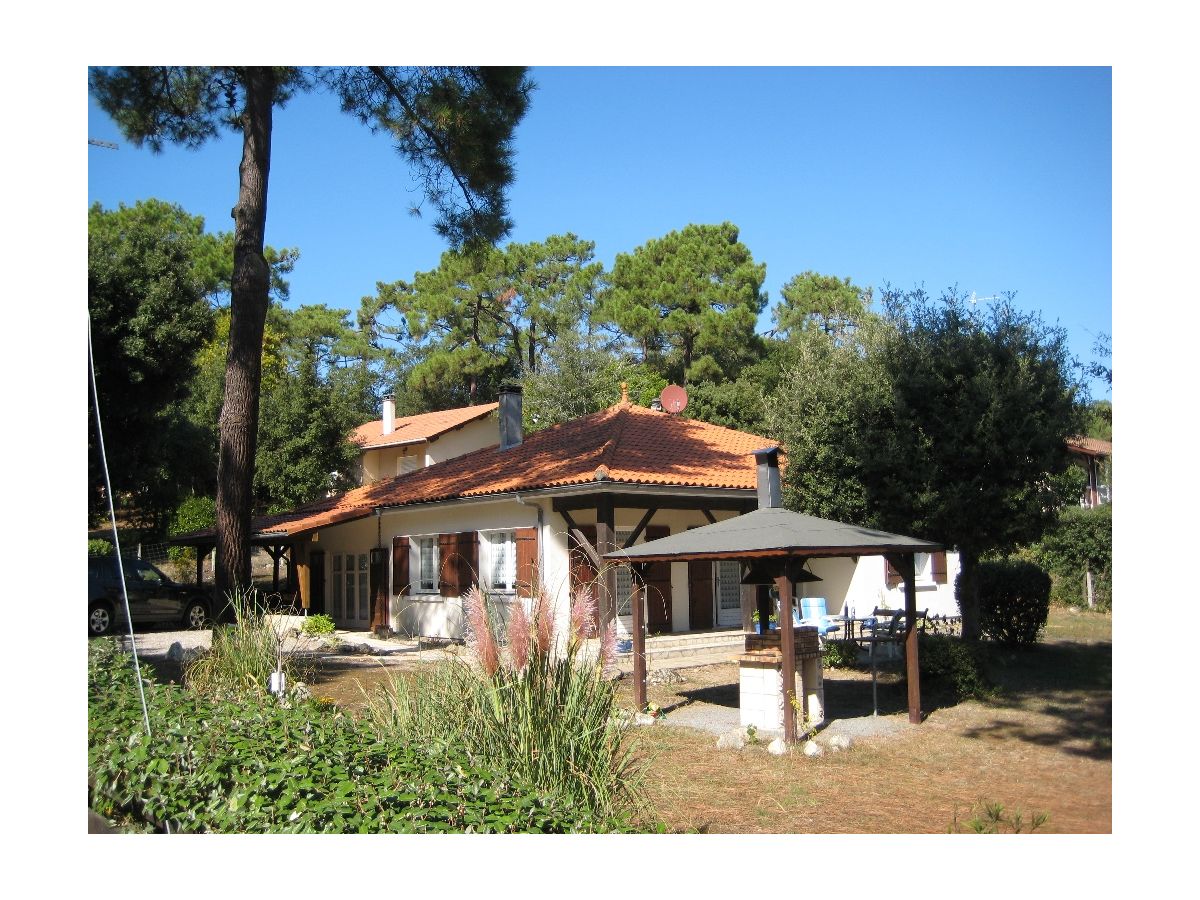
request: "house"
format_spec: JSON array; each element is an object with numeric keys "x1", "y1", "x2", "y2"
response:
[
  {"x1": 218, "y1": 385, "x2": 963, "y2": 639},
  {"x1": 352, "y1": 397, "x2": 499, "y2": 484},
  {"x1": 1067, "y1": 436, "x2": 1112, "y2": 508}
]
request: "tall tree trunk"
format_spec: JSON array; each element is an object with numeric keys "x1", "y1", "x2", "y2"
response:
[
  {"x1": 215, "y1": 68, "x2": 276, "y2": 617},
  {"x1": 956, "y1": 546, "x2": 981, "y2": 641}
]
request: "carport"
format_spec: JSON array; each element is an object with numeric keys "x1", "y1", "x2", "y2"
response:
[{"x1": 605, "y1": 447, "x2": 941, "y2": 744}]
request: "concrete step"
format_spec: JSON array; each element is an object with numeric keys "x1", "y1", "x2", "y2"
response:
[
  {"x1": 637, "y1": 630, "x2": 744, "y2": 652},
  {"x1": 614, "y1": 647, "x2": 741, "y2": 674}
]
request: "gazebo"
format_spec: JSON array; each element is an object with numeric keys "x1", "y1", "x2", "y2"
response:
[{"x1": 605, "y1": 447, "x2": 941, "y2": 744}]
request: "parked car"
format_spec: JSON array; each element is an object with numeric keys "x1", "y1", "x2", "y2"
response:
[{"x1": 88, "y1": 556, "x2": 210, "y2": 636}]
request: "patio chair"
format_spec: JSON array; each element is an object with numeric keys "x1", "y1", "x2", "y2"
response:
[{"x1": 797, "y1": 596, "x2": 842, "y2": 638}]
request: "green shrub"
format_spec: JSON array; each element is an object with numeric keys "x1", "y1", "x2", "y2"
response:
[
  {"x1": 88, "y1": 538, "x2": 114, "y2": 557},
  {"x1": 365, "y1": 585, "x2": 644, "y2": 824},
  {"x1": 185, "y1": 588, "x2": 297, "y2": 699},
  {"x1": 167, "y1": 496, "x2": 216, "y2": 565},
  {"x1": 976, "y1": 559, "x2": 1052, "y2": 646},
  {"x1": 301, "y1": 614, "x2": 336, "y2": 636},
  {"x1": 919, "y1": 634, "x2": 992, "y2": 701},
  {"x1": 1020, "y1": 505, "x2": 1111, "y2": 610},
  {"x1": 88, "y1": 640, "x2": 625, "y2": 833},
  {"x1": 822, "y1": 639, "x2": 861, "y2": 669}
]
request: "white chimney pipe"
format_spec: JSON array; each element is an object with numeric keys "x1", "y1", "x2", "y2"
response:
[{"x1": 382, "y1": 395, "x2": 396, "y2": 435}]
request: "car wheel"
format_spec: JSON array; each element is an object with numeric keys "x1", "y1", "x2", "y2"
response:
[
  {"x1": 89, "y1": 602, "x2": 114, "y2": 636},
  {"x1": 183, "y1": 599, "x2": 209, "y2": 630}
]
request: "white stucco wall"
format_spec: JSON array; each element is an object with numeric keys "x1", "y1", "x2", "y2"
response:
[
  {"x1": 306, "y1": 496, "x2": 961, "y2": 638},
  {"x1": 424, "y1": 414, "x2": 499, "y2": 465},
  {"x1": 809, "y1": 552, "x2": 962, "y2": 619},
  {"x1": 382, "y1": 498, "x2": 541, "y2": 638},
  {"x1": 358, "y1": 412, "x2": 500, "y2": 484}
]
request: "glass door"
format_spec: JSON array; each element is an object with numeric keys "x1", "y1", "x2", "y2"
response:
[{"x1": 715, "y1": 560, "x2": 743, "y2": 627}]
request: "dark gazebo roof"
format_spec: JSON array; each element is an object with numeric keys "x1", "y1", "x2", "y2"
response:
[{"x1": 603, "y1": 506, "x2": 940, "y2": 563}]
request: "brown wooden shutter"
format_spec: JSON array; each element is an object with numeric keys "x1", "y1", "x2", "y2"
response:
[
  {"x1": 459, "y1": 531, "x2": 480, "y2": 595},
  {"x1": 569, "y1": 525, "x2": 599, "y2": 630},
  {"x1": 391, "y1": 536, "x2": 410, "y2": 597},
  {"x1": 931, "y1": 551, "x2": 948, "y2": 584},
  {"x1": 437, "y1": 533, "x2": 458, "y2": 596},
  {"x1": 643, "y1": 525, "x2": 672, "y2": 633},
  {"x1": 439, "y1": 532, "x2": 479, "y2": 597},
  {"x1": 688, "y1": 559, "x2": 714, "y2": 631},
  {"x1": 514, "y1": 527, "x2": 539, "y2": 599},
  {"x1": 885, "y1": 557, "x2": 902, "y2": 588}
]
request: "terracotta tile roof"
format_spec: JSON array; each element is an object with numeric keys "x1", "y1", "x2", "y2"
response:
[
  {"x1": 247, "y1": 399, "x2": 772, "y2": 538},
  {"x1": 351, "y1": 403, "x2": 499, "y2": 450},
  {"x1": 1066, "y1": 436, "x2": 1112, "y2": 457}
]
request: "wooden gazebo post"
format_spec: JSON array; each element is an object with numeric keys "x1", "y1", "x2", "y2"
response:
[
  {"x1": 776, "y1": 567, "x2": 797, "y2": 744},
  {"x1": 886, "y1": 552, "x2": 922, "y2": 724}
]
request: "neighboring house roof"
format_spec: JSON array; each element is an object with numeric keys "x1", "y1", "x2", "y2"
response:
[
  {"x1": 351, "y1": 403, "x2": 499, "y2": 450},
  {"x1": 1066, "y1": 436, "x2": 1113, "y2": 458},
  {"x1": 208, "y1": 398, "x2": 772, "y2": 540}
]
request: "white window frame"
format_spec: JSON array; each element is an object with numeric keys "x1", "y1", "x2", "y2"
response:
[
  {"x1": 411, "y1": 535, "x2": 440, "y2": 594},
  {"x1": 480, "y1": 529, "x2": 517, "y2": 594}
]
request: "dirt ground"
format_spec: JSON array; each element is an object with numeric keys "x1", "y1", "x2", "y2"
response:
[
  {"x1": 141, "y1": 609, "x2": 1111, "y2": 834},
  {"x1": 617, "y1": 654, "x2": 1110, "y2": 833}
]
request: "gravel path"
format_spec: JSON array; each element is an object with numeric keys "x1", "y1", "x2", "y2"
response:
[
  {"x1": 657, "y1": 701, "x2": 911, "y2": 742},
  {"x1": 116, "y1": 627, "x2": 440, "y2": 664}
]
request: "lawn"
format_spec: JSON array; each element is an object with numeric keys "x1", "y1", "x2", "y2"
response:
[{"x1": 298, "y1": 605, "x2": 1112, "y2": 833}]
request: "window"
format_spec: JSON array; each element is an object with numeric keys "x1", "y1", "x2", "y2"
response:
[
  {"x1": 397, "y1": 454, "x2": 420, "y2": 477},
  {"x1": 614, "y1": 531, "x2": 634, "y2": 619},
  {"x1": 357, "y1": 553, "x2": 369, "y2": 618},
  {"x1": 333, "y1": 554, "x2": 343, "y2": 618},
  {"x1": 481, "y1": 530, "x2": 516, "y2": 592},
  {"x1": 415, "y1": 536, "x2": 439, "y2": 592}
]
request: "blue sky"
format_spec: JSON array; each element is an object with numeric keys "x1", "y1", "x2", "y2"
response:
[{"x1": 88, "y1": 67, "x2": 1112, "y2": 398}]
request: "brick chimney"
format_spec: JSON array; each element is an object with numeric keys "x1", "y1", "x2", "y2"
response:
[
  {"x1": 382, "y1": 395, "x2": 396, "y2": 435},
  {"x1": 751, "y1": 446, "x2": 782, "y2": 509},
  {"x1": 499, "y1": 385, "x2": 523, "y2": 451}
]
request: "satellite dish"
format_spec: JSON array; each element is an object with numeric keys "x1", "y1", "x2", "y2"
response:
[{"x1": 660, "y1": 384, "x2": 688, "y2": 414}]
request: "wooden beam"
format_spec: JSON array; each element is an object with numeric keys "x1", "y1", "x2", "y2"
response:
[
  {"x1": 559, "y1": 508, "x2": 580, "y2": 535},
  {"x1": 632, "y1": 563, "x2": 648, "y2": 711},
  {"x1": 569, "y1": 528, "x2": 603, "y2": 569},
  {"x1": 886, "y1": 552, "x2": 922, "y2": 725},
  {"x1": 624, "y1": 508, "x2": 658, "y2": 548},
  {"x1": 776, "y1": 570, "x2": 797, "y2": 744},
  {"x1": 552, "y1": 492, "x2": 755, "y2": 514},
  {"x1": 701, "y1": 509, "x2": 717, "y2": 525}
]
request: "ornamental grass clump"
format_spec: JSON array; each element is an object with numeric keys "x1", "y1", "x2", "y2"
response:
[
  {"x1": 367, "y1": 584, "x2": 641, "y2": 822},
  {"x1": 185, "y1": 588, "x2": 297, "y2": 700}
]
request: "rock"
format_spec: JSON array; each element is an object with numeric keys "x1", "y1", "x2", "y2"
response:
[
  {"x1": 634, "y1": 712, "x2": 657, "y2": 726},
  {"x1": 827, "y1": 734, "x2": 853, "y2": 752},
  {"x1": 648, "y1": 668, "x2": 686, "y2": 685},
  {"x1": 290, "y1": 682, "x2": 312, "y2": 702},
  {"x1": 802, "y1": 740, "x2": 824, "y2": 758},
  {"x1": 716, "y1": 730, "x2": 746, "y2": 751},
  {"x1": 767, "y1": 738, "x2": 790, "y2": 756}
]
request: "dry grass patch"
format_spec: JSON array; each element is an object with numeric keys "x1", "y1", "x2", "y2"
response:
[{"x1": 620, "y1": 606, "x2": 1110, "y2": 833}]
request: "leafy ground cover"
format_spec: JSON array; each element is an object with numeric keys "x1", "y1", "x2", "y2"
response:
[{"x1": 88, "y1": 639, "x2": 631, "y2": 833}]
